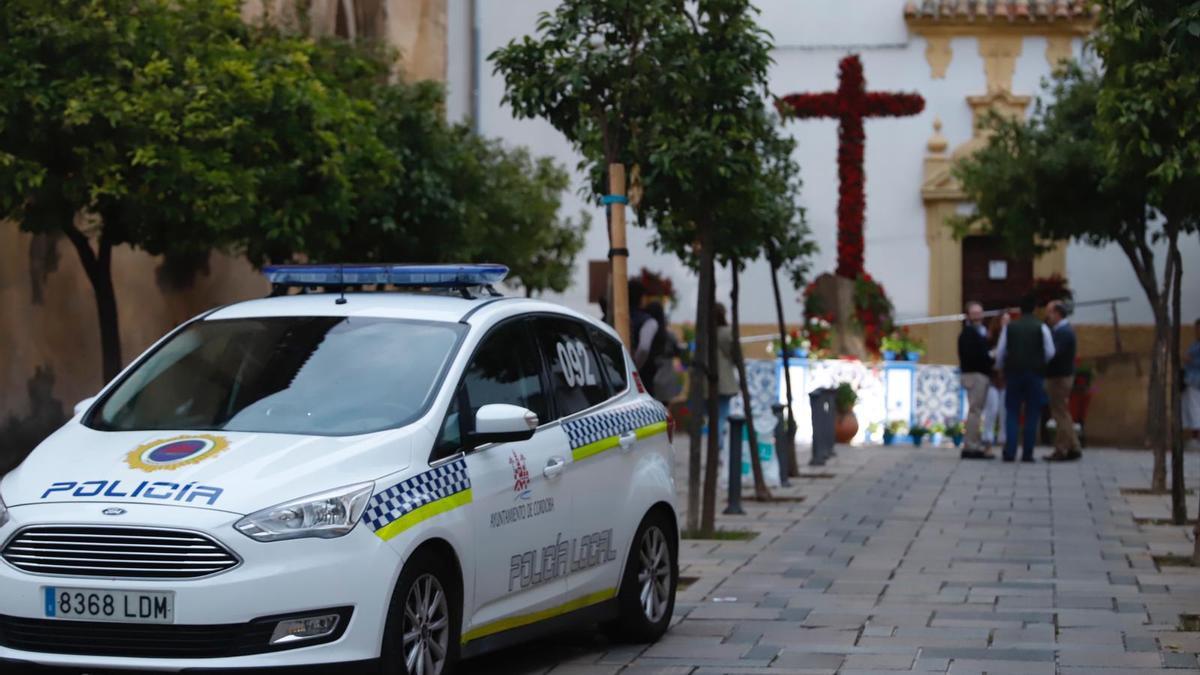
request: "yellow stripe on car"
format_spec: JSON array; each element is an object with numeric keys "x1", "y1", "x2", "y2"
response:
[
  {"x1": 570, "y1": 421, "x2": 668, "y2": 463},
  {"x1": 375, "y1": 489, "x2": 474, "y2": 541},
  {"x1": 635, "y1": 421, "x2": 668, "y2": 440},
  {"x1": 461, "y1": 588, "x2": 616, "y2": 644}
]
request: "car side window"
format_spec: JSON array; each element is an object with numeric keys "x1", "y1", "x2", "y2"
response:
[
  {"x1": 462, "y1": 320, "x2": 548, "y2": 424},
  {"x1": 535, "y1": 317, "x2": 609, "y2": 419},
  {"x1": 587, "y1": 325, "x2": 628, "y2": 396},
  {"x1": 431, "y1": 320, "x2": 546, "y2": 460}
]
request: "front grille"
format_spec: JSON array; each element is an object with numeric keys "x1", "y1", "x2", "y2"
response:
[
  {"x1": 0, "y1": 614, "x2": 272, "y2": 658},
  {"x1": 1, "y1": 526, "x2": 240, "y2": 579},
  {"x1": 0, "y1": 608, "x2": 353, "y2": 658}
]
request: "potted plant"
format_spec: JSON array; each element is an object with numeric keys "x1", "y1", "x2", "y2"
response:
[
  {"x1": 865, "y1": 421, "x2": 881, "y2": 444},
  {"x1": 945, "y1": 420, "x2": 965, "y2": 447},
  {"x1": 929, "y1": 421, "x2": 946, "y2": 446},
  {"x1": 883, "y1": 420, "x2": 906, "y2": 446},
  {"x1": 900, "y1": 330, "x2": 926, "y2": 362},
  {"x1": 833, "y1": 382, "x2": 859, "y2": 443},
  {"x1": 880, "y1": 334, "x2": 901, "y2": 361},
  {"x1": 908, "y1": 423, "x2": 930, "y2": 447}
]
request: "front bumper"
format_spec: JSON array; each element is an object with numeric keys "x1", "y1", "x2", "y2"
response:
[{"x1": 0, "y1": 502, "x2": 402, "y2": 671}]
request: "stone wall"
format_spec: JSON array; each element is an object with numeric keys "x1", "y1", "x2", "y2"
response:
[
  {"x1": 0, "y1": 227, "x2": 268, "y2": 472},
  {"x1": 241, "y1": 0, "x2": 447, "y2": 81}
]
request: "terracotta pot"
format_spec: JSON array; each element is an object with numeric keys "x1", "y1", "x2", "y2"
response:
[{"x1": 834, "y1": 412, "x2": 859, "y2": 444}]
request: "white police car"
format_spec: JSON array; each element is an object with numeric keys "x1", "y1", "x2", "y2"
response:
[{"x1": 0, "y1": 264, "x2": 678, "y2": 674}]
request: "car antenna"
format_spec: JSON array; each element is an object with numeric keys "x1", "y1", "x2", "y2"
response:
[{"x1": 335, "y1": 264, "x2": 348, "y2": 305}]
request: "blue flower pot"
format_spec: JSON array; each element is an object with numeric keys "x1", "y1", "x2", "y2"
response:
[
  {"x1": 882, "y1": 350, "x2": 897, "y2": 361},
  {"x1": 951, "y1": 434, "x2": 964, "y2": 448},
  {"x1": 906, "y1": 351, "x2": 921, "y2": 362},
  {"x1": 882, "y1": 432, "x2": 895, "y2": 446}
]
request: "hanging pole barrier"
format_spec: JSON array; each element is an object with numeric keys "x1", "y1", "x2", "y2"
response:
[
  {"x1": 725, "y1": 414, "x2": 746, "y2": 515},
  {"x1": 606, "y1": 164, "x2": 632, "y2": 350}
]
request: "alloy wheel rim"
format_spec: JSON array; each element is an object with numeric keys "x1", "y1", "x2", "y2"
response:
[
  {"x1": 636, "y1": 525, "x2": 671, "y2": 623},
  {"x1": 402, "y1": 573, "x2": 450, "y2": 675}
]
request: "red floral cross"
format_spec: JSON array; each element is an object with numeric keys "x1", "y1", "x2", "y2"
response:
[{"x1": 779, "y1": 55, "x2": 924, "y2": 279}]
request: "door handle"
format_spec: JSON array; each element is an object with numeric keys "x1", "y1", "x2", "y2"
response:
[
  {"x1": 618, "y1": 431, "x2": 638, "y2": 452},
  {"x1": 543, "y1": 456, "x2": 566, "y2": 479}
]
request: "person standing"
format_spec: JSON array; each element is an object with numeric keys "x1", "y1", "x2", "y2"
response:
[
  {"x1": 1044, "y1": 300, "x2": 1081, "y2": 461},
  {"x1": 958, "y1": 301, "x2": 994, "y2": 459},
  {"x1": 628, "y1": 279, "x2": 656, "y2": 373},
  {"x1": 995, "y1": 294, "x2": 1056, "y2": 462},
  {"x1": 982, "y1": 314, "x2": 1008, "y2": 447},
  {"x1": 643, "y1": 301, "x2": 684, "y2": 404},
  {"x1": 1184, "y1": 319, "x2": 1200, "y2": 449},
  {"x1": 713, "y1": 303, "x2": 740, "y2": 468}
]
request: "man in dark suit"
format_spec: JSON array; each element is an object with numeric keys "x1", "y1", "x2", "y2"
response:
[
  {"x1": 995, "y1": 294, "x2": 1056, "y2": 462},
  {"x1": 958, "y1": 301, "x2": 994, "y2": 459},
  {"x1": 1044, "y1": 300, "x2": 1080, "y2": 461}
]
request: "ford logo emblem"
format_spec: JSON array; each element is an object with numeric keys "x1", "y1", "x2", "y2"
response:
[{"x1": 102, "y1": 507, "x2": 127, "y2": 516}]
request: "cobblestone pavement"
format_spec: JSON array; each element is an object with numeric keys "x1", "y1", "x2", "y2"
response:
[{"x1": 463, "y1": 445, "x2": 1200, "y2": 675}]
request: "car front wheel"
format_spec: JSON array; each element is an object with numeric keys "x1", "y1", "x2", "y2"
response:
[{"x1": 380, "y1": 549, "x2": 461, "y2": 675}]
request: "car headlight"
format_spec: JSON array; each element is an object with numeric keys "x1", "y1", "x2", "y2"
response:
[
  {"x1": 0, "y1": 492, "x2": 8, "y2": 528},
  {"x1": 234, "y1": 482, "x2": 374, "y2": 542}
]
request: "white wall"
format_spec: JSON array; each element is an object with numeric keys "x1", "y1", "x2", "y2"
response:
[{"x1": 451, "y1": 0, "x2": 1193, "y2": 328}]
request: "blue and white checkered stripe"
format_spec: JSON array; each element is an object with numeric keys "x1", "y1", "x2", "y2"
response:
[
  {"x1": 562, "y1": 401, "x2": 667, "y2": 450},
  {"x1": 362, "y1": 457, "x2": 471, "y2": 532}
]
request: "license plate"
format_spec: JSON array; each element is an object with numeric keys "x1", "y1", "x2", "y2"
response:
[{"x1": 43, "y1": 587, "x2": 174, "y2": 624}]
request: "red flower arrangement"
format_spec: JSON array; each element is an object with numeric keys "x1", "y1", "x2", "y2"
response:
[
  {"x1": 1031, "y1": 274, "x2": 1073, "y2": 306},
  {"x1": 800, "y1": 272, "x2": 894, "y2": 358},
  {"x1": 852, "y1": 272, "x2": 894, "y2": 355},
  {"x1": 779, "y1": 54, "x2": 924, "y2": 279},
  {"x1": 638, "y1": 267, "x2": 677, "y2": 306}
]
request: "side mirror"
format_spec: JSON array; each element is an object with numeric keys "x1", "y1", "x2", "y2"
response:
[
  {"x1": 467, "y1": 404, "x2": 538, "y2": 446},
  {"x1": 74, "y1": 396, "x2": 98, "y2": 417}
]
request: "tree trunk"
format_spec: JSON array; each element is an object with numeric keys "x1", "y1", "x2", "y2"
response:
[
  {"x1": 684, "y1": 237, "x2": 714, "y2": 534},
  {"x1": 1194, "y1": 493, "x2": 1200, "y2": 566},
  {"x1": 62, "y1": 222, "x2": 122, "y2": 384},
  {"x1": 1117, "y1": 236, "x2": 1167, "y2": 493},
  {"x1": 730, "y1": 258, "x2": 771, "y2": 501},
  {"x1": 700, "y1": 240, "x2": 721, "y2": 535},
  {"x1": 1148, "y1": 318, "x2": 1168, "y2": 492},
  {"x1": 1167, "y1": 231, "x2": 1186, "y2": 524},
  {"x1": 769, "y1": 255, "x2": 799, "y2": 476}
]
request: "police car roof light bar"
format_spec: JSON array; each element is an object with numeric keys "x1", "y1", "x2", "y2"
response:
[{"x1": 263, "y1": 264, "x2": 509, "y2": 299}]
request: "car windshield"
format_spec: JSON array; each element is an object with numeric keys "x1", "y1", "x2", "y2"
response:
[{"x1": 89, "y1": 316, "x2": 465, "y2": 436}]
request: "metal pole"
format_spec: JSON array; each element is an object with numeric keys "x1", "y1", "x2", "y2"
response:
[
  {"x1": 725, "y1": 414, "x2": 746, "y2": 515},
  {"x1": 772, "y1": 403, "x2": 791, "y2": 487}
]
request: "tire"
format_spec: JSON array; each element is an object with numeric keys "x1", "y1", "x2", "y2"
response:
[
  {"x1": 606, "y1": 510, "x2": 678, "y2": 643},
  {"x1": 379, "y1": 548, "x2": 461, "y2": 675}
]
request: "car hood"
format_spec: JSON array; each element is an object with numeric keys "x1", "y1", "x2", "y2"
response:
[{"x1": 1, "y1": 421, "x2": 418, "y2": 515}]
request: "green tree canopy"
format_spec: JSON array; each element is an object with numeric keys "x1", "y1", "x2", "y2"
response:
[
  {"x1": 1092, "y1": 0, "x2": 1199, "y2": 535},
  {"x1": 493, "y1": 0, "x2": 815, "y2": 534},
  {"x1": 0, "y1": 0, "x2": 388, "y2": 381},
  {"x1": 0, "y1": 0, "x2": 587, "y2": 385}
]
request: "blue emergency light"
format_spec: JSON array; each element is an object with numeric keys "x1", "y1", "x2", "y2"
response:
[{"x1": 262, "y1": 263, "x2": 509, "y2": 294}]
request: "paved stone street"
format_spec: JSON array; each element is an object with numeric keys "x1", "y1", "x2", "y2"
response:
[{"x1": 464, "y1": 445, "x2": 1200, "y2": 675}]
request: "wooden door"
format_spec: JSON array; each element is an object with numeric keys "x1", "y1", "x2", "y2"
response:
[{"x1": 961, "y1": 236, "x2": 1033, "y2": 312}]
